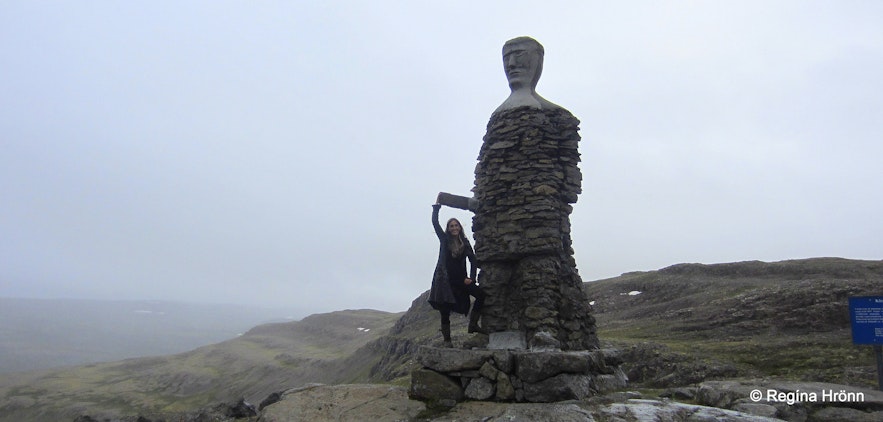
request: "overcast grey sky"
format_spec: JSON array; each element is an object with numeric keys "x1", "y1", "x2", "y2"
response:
[{"x1": 2, "y1": 2, "x2": 881, "y2": 316}]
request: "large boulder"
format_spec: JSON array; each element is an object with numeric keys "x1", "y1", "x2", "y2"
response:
[{"x1": 408, "y1": 369, "x2": 463, "y2": 405}]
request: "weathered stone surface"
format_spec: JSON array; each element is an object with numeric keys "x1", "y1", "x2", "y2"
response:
[
  {"x1": 522, "y1": 373, "x2": 593, "y2": 402},
  {"x1": 440, "y1": 402, "x2": 598, "y2": 422},
  {"x1": 411, "y1": 348, "x2": 626, "y2": 404},
  {"x1": 260, "y1": 384, "x2": 424, "y2": 422},
  {"x1": 226, "y1": 398, "x2": 257, "y2": 418},
  {"x1": 694, "y1": 380, "x2": 757, "y2": 409},
  {"x1": 408, "y1": 369, "x2": 464, "y2": 403},
  {"x1": 697, "y1": 379, "x2": 883, "y2": 411},
  {"x1": 601, "y1": 399, "x2": 781, "y2": 422},
  {"x1": 461, "y1": 332, "x2": 489, "y2": 350},
  {"x1": 696, "y1": 379, "x2": 883, "y2": 422},
  {"x1": 479, "y1": 362, "x2": 501, "y2": 381},
  {"x1": 586, "y1": 350, "x2": 614, "y2": 375},
  {"x1": 515, "y1": 351, "x2": 592, "y2": 383},
  {"x1": 411, "y1": 39, "x2": 613, "y2": 407},
  {"x1": 660, "y1": 387, "x2": 697, "y2": 401},
  {"x1": 260, "y1": 384, "x2": 799, "y2": 422},
  {"x1": 764, "y1": 380, "x2": 883, "y2": 410},
  {"x1": 416, "y1": 346, "x2": 495, "y2": 372},
  {"x1": 495, "y1": 373, "x2": 516, "y2": 401},
  {"x1": 464, "y1": 377, "x2": 495, "y2": 401},
  {"x1": 488, "y1": 331, "x2": 526, "y2": 350},
  {"x1": 494, "y1": 36, "x2": 561, "y2": 113},
  {"x1": 491, "y1": 350, "x2": 514, "y2": 373},
  {"x1": 593, "y1": 369, "x2": 628, "y2": 394},
  {"x1": 472, "y1": 105, "x2": 598, "y2": 351},
  {"x1": 598, "y1": 348, "x2": 625, "y2": 367},
  {"x1": 448, "y1": 369, "x2": 479, "y2": 379},
  {"x1": 528, "y1": 330, "x2": 561, "y2": 351},
  {"x1": 258, "y1": 391, "x2": 284, "y2": 411},
  {"x1": 809, "y1": 407, "x2": 883, "y2": 422},
  {"x1": 732, "y1": 402, "x2": 779, "y2": 419}
]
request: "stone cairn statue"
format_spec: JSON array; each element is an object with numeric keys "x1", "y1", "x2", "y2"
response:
[
  {"x1": 473, "y1": 36, "x2": 598, "y2": 352},
  {"x1": 439, "y1": 36, "x2": 598, "y2": 351},
  {"x1": 411, "y1": 37, "x2": 625, "y2": 404}
]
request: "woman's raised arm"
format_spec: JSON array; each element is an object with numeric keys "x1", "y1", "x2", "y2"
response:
[{"x1": 431, "y1": 203, "x2": 445, "y2": 239}]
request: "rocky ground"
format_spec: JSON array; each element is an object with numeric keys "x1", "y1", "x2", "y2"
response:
[
  {"x1": 4, "y1": 258, "x2": 882, "y2": 421},
  {"x1": 218, "y1": 380, "x2": 883, "y2": 422}
]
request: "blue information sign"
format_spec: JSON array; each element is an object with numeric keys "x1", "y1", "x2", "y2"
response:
[{"x1": 850, "y1": 296, "x2": 883, "y2": 345}]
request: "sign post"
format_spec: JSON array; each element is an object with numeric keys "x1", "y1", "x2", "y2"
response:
[
  {"x1": 848, "y1": 296, "x2": 883, "y2": 391},
  {"x1": 878, "y1": 346, "x2": 883, "y2": 392}
]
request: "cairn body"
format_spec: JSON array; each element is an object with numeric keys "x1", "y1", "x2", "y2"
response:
[{"x1": 472, "y1": 104, "x2": 598, "y2": 350}]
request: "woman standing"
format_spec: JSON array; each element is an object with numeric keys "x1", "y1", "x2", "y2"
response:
[{"x1": 429, "y1": 199, "x2": 487, "y2": 347}]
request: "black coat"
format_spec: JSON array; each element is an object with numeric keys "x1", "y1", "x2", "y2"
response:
[{"x1": 428, "y1": 205, "x2": 477, "y2": 315}]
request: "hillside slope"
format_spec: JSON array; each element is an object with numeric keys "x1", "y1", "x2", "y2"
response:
[
  {"x1": 0, "y1": 299, "x2": 290, "y2": 373},
  {"x1": 584, "y1": 257, "x2": 883, "y2": 387},
  {"x1": 354, "y1": 257, "x2": 882, "y2": 388},
  {"x1": 1, "y1": 257, "x2": 880, "y2": 421},
  {"x1": 0, "y1": 309, "x2": 401, "y2": 422}
]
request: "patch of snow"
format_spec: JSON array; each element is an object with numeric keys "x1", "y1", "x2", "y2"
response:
[
  {"x1": 628, "y1": 291, "x2": 642, "y2": 296},
  {"x1": 589, "y1": 301, "x2": 595, "y2": 306},
  {"x1": 357, "y1": 327, "x2": 371, "y2": 332}
]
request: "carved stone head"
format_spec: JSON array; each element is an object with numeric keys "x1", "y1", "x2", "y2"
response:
[
  {"x1": 502, "y1": 37, "x2": 545, "y2": 91},
  {"x1": 494, "y1": 36, "x2": 560, "y2": 113}
]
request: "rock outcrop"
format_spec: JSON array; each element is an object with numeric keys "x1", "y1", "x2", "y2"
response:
[
  {"x1": 409, "y1": 346, "x2": 627, "y2": 405},
  {"x1": 258, "y1": 384, "x2": 424, "y2": 422},
  {"x1": 259, "y1": 383, "x2": 785, "y2": 422},
  {"x1": 693, "y1": 379, "x2": 883, "y2": 422}
]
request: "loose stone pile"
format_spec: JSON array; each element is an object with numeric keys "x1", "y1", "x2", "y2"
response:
[
  {"x1": 409, "y1": 346, "x2": 627, "y2": 404},
  {"x1": 472, "y1": 106, "x2": 598, "y2": 350}
]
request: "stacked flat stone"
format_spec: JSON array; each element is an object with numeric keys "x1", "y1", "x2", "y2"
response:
[
  {"x1": 409, "y1": 346, "x2": 627, "y2": 404},
  {"x1": 472, "y1": 106, "x2": 598, "y2": 350}
]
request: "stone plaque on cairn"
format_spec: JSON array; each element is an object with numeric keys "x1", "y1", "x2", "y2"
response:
[{"x1": 413, "y1": 37, "x2": 626, "y2": 405}]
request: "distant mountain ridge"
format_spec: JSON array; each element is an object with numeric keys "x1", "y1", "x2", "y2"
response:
[
  {"x1": 0, "y1": 298, "x2": 295, "y2": 373},
  {"x1": 0, "y1": 257, "x2": 880, "y2": 421},
  {"x1": 0, "y1": 308, "x2": 401, "y2": 421}
]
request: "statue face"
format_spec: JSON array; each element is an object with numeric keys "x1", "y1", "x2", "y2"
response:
[{"x1": 503, "y1": 42, "x2": 541, "y2": 90}]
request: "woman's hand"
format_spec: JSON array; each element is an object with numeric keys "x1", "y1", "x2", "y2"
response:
[{"x1": 464, "y1": 278, "x2": 473, "y2": 285}]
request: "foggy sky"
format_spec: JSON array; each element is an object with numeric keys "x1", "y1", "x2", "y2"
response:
[{"x1": 2, "y1": 1, "x2": 881, "y2": 316}]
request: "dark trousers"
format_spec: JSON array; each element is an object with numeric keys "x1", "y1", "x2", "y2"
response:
[{"x1": 439, "y1": 282, "x2": 486, "y2": 324}]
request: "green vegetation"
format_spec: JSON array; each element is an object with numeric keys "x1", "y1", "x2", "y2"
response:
[
  {"x1": 0, "y1": 309, "x2": 402, "y2": 422},
  {"x1": 1, "y1": 258, "x2": 880, "y2": 421},
  {"x1": 587, "y1": 258, "x2": 882, "y2": 388}
]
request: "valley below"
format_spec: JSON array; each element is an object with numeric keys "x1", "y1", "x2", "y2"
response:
[{"x1": 1, "y1": 257, "x2": 881, "y2": 421}]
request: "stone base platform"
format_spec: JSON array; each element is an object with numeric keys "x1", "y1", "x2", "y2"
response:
[{"x1": 408, "y1": 346, "x2": 627, "y2": 405}]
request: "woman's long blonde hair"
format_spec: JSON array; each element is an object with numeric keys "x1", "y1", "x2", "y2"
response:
[{"x1": 446, "y1": 218, "x2": 467, "y2": 257}]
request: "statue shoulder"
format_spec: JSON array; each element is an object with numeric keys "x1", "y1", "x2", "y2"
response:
[
  {"x1": 494, "y1": 91, "x2": 542, "y2": 114},
  {"x1": 494, "y1": 91, "x2": 562, "y2": 114}
]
